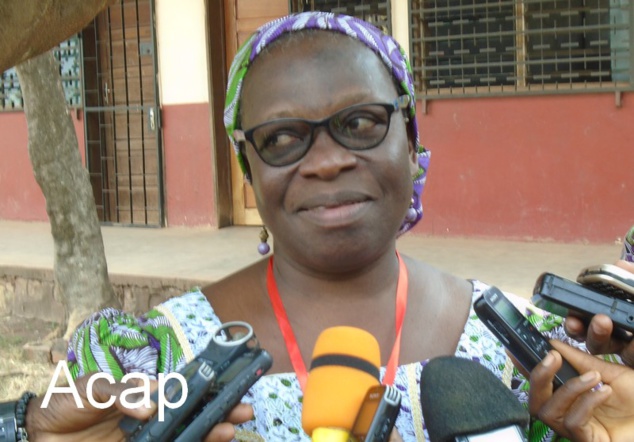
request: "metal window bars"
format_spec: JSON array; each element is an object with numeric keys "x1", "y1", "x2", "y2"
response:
[
  {"x1": 0, "y1": 36, "x2": 82, "y2": 111},
  {"x1": 410, "y1": 0, "x2": 633, "y2": 98},
  {"x1": 290, "y1": 0, "x2": 392, "y2": 34}
]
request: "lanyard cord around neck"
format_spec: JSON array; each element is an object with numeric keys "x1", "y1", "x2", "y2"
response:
[{"x1": 265, "y1": 252, "x2": 408, "y2": 391}]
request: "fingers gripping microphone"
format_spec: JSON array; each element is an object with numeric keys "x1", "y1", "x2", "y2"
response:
[
  {"x1": 302, "y1": 326, "x2": 381, "y2": 441},
  {"x1": 420, "y1": 356, "x2": 529, "y2": 442}
]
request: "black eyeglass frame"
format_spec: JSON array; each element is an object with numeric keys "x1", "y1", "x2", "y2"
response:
[{"x1": 233, "y1": 95, "x2": 411, "y2": 167}]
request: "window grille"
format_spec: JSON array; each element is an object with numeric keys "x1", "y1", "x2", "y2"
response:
[
  {"x1": 410, "y1": 0, "x2": 632, "y2": 98},
  {"x1": 290, "y1": 0, "x2": 392, "y2": 34},
  {"x1": 0, "y1": 36, "x2": 83, "y2": 111}
]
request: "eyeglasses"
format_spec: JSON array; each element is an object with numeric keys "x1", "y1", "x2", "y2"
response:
[{"x1": 233, "y1": 95, "x2": 410, "y2": 167}]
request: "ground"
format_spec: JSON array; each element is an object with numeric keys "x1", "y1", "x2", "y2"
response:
[{"x1": 0, "y1": 315, "x2": 60, "y2": 401}]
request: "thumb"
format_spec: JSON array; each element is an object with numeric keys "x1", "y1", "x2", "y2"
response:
[
  {"x1": 549, "y1": 340, "x2": 621, "y2": 382},
  {"x1": 89, "y1": 376, "x2": 157, "y2": 419}
]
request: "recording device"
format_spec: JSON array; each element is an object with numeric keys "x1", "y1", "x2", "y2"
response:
[
  {"x1": 301, "y1": 326, "x2": 382, "y2": 441},
  {"x1": 420, "y1": 356, "x2": 529, "y2": 442},
  {"x1": 474, "y1": 286, "x2": 579, "y2": 389},
  {"x1": 351, "y1": 385, "x2": 401, "y2": 442},
  {"x1": 533, "y1": 271, "x2": 634, "y2": 341},
  {"x1": 173, "y1": 348, "x2": 272, "y2": 441},
  {"x1": 576, "y1": 263, "x2": 634, "y2": 301},
  {"x1": 120, "y1": 321, "x2": 272, "y2": 442}
]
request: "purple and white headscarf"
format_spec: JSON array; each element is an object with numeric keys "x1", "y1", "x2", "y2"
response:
[{"x1": 224, "y1": 11, "x2": 430, "y2": 235}]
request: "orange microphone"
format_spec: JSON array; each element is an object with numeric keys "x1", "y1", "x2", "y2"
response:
[{"x1": 301, "y1": 326, "x2": 381, "y2": 441}]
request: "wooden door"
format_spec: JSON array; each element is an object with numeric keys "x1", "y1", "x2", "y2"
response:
[{"x1": 223, "y1": 0, "x2": 289, "y2": 225}]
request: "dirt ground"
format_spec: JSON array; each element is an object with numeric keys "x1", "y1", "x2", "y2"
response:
[{"x1": 0, "y1": 315, "x2": 60, "y2": 401}]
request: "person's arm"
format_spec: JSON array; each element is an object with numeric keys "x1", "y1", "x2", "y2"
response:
[
  {"x1": 564, "y1": 260, "x2": 634, "y2": 367},
  {"x1": 16, "y1": 374, "x2": 253, "y2": 442},
  {"x1": 528, "y1": 339, "x2": 634, "y2": 442},
  {"x1": 22, "y1": 290, "x2": 249, "y2": 441}
]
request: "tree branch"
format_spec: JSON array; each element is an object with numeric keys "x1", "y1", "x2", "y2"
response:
[{"x1": 0, "y1": 0, "x2": 118, "y2": 72}]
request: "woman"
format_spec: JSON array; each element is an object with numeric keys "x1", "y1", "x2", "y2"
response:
[{"x1": 17, "y1": 12, "x2": 634, "y2": 442}]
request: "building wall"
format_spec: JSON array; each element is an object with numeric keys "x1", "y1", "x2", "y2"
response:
[
  {"x1": 155, "y1": 0, "x2": 216, "y2": 226},
  {"x1": 0, "y1": 112, "x2": 85, "y2": 221},
  {"x1": 0, "y1": 0, "x2": 217, "y2": 227},
  {"x1": 4, "y1": 92, "x2": 627, "y2": 243},
  {"x1": 1, "y1": 2, "x2": 631, "y2": 244},
  {"x1": 413, "y1": 92, "x2": 633, "y2": 243}
]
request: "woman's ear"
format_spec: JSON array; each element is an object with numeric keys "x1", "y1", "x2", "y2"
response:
[
  {"x1": 408, "y1": 138, "x2": 419, "y2": 177},
  {"x1": 241, "y1": 146, "x2": 254, "y2": 184}
]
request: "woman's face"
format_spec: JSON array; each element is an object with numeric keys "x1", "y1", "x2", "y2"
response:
[{"x1": 240, "y1": 33, "x2": 418, "y2": 271}]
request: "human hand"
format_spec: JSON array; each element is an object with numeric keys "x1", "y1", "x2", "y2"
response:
[
  {"x1": 528, "y1": 339, "x2": 634, "y2": 442},
  {"x1": 564, "y1": 260, "x2": 634, "y2": 367},
  {"x1": 25, "y1": 374, "x2": 254, "y2": 442},
  {"x1": 388, "y1": 428, "x2": 404, "y2": 441}
]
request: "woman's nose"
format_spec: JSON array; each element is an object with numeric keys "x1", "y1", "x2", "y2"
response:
[{"x1": 297, "y1": 127, "x2": 357, "y2": 180}]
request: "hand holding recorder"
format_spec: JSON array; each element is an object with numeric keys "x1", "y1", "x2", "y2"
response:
[
  {"x1": 533, "y1": 260, "x2": 634, "y2": 367},
  {"x1": 475, "y1": 286, "x2": 579, "y2": 389},
  {"x1": 120, "y1": 321, "x2": 271, "y2": 442},
  {"x1": 570, "y1": 261, "x2": 634, "y2": 367},
  {"x1": 19, "y1": 375, "x2": 254, "y2": 442},
  {"x1": 528, "y1": 339, "x2": 634, "y2": 442}
]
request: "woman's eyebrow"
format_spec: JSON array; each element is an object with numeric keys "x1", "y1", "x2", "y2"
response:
[{"x1": 251, "y1": 92, "x2": 390, "y2": 122}]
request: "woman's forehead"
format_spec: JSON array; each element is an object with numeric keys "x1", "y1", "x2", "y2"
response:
[
  {"x1": 249, "y1": 31, "x2": 392, "y2": 80},
  {"x1": 240, "y1": 33, "x2": 396, "y2": 111}
]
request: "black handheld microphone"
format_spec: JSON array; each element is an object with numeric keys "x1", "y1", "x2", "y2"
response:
[{"x1": 420, "y1": 356, "x2": 529, "y2": 442}]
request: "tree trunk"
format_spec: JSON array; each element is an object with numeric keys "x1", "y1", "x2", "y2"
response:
[{"x1": 16, "y1": 51, "x2": 121, "y2": 339}]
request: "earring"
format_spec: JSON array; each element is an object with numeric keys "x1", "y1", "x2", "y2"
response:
[
  {"x1": 258, "y1": 226, "x2": 271, "y2": 255},
  {"x1": 405, "y1": 198, "x2": 417, "y2": 223}
]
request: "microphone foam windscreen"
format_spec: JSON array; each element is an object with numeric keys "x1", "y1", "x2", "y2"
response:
[
  {"x1": 420, "y1": 356, "x2": 529, "y2": 442},
  {"x1": 302, "y1": 326, "x2": 381, "y2": 436}
]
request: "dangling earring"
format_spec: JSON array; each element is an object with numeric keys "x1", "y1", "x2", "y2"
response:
[
  {"x1": 258, "y1": 226, "x2": 271, "y2": 255},
  {"x1": 405, "y1": 198, "x2": 417, "y2": 223}
]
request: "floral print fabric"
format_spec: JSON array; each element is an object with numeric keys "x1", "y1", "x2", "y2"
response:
[{"x1": 67, "y1": 281, "x2": 598, "y2": 441}]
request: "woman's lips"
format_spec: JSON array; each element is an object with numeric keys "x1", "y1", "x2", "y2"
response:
[{"x1": 297, "y1": 199, "x2": 371, "y2": 227}]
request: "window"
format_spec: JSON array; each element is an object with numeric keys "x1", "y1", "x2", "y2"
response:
[
  {"x1": 0, "y1": 36, "x2": 83, "y2": 111},
  {"x1": 290, "y1": 0, "x2": 392, "y2": 34},
  {"x1": 410, "y1": 0, "x2": 632, "y2": 97}
]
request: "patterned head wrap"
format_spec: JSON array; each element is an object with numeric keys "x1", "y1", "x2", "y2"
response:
[{"x1": 223, "y1": 11, "x2": 430, "y2": 235}]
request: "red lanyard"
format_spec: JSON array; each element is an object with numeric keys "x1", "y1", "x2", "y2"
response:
[{"x1": 266, "y1": 252, "x2": 408, "y2": 391}]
